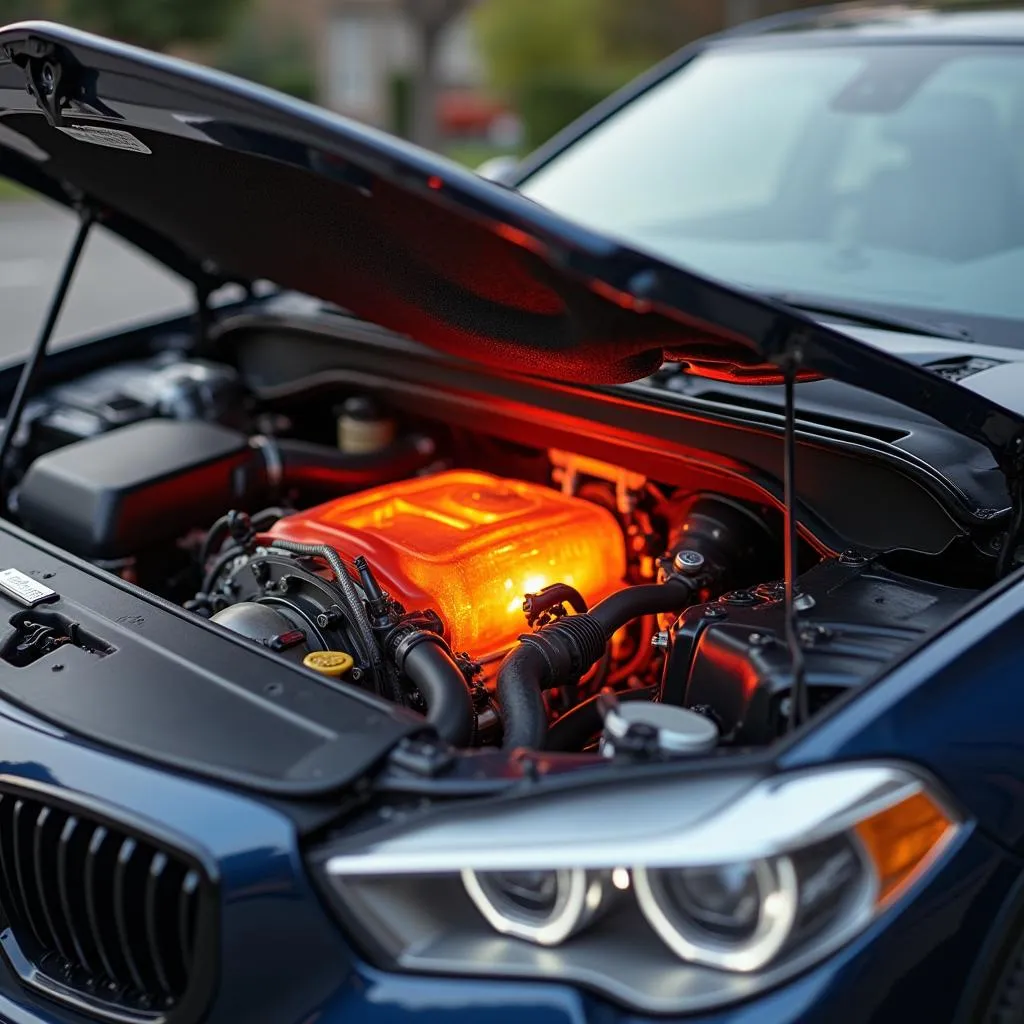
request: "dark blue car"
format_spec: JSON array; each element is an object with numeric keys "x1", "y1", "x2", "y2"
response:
[{"x1": 1, "y1": 6, "x2": 1024, "y2": 1024}]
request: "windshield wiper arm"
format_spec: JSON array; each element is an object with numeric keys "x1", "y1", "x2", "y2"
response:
[{"x1": 764, "y1": 291, "x2": 973, "y2": 343}]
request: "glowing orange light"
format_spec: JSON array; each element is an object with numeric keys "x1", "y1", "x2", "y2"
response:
[
  {"x1": 855, "y1": 791, "x2": 956, "y2": 905},
  {"x1": 268, "y1": 471, "x2": 627, "y2": 655}
]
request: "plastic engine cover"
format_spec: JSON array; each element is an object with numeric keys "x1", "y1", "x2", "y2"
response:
[{"x1": 266, "y1": 470, "x2": 626, "y2": 656}]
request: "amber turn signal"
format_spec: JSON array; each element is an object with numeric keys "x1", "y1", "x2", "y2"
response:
[{"x1": 855, "y1": 790, "x2": 956, "y2": 906}]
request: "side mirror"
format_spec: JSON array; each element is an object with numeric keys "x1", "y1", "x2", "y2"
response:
[{"x1": 476, "y1": 155, "x2": 520, "y2": 186}]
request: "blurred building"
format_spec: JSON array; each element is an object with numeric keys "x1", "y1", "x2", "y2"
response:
[
  {"x1": 248, "y1": 0, "x2": 819, "y2": 145},
  {"x1": 325, "y1": 2, "x2": 483, "y2": 127}
]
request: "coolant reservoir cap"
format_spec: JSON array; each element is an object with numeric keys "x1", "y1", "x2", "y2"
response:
[
  {"x1": 602, "y1": 702, "x2": 718, "y2": 756},
  {"x1": 303, "y1": 650, "x2": 354, "y2": 677}
]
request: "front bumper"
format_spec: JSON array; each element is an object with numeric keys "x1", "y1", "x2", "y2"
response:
[{"x1": 0, "y1": 702, "x2": 1015, "y2": 1024}]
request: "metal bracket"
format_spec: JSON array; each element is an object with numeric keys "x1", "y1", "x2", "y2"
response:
[{"x1": 8, "y1": 40, "x2": 76, "y2": 127}]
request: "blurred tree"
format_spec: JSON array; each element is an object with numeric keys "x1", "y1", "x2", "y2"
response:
[
  {"x1": 217, "y1": 18, "x2": 316, "y2": 101},
  {"x1": 3, "y1": 0, "x2": 64, "y2": 18},
  {"x1": 592, "y1": 0, "x2": 712, "y2": 74},
  {"x1": 474, "y1": 0, "x2": 605, "y2": 93},
  {"x1": 63, "y1": 0, "x2": 250, "y2": 52},
  {"x1": 474, "y1": 0, "x2": 635, "y2": 150},
  {"x1": 476, "y1": 0, "x2": 832, "y2": 149},
  {"x1": 399, "y1": 0, "x2": 475, "y2": 151}
]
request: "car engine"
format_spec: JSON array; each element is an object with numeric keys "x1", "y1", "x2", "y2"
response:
[{"x1": 3, "y1": 352, "x2": 979, "y2": 757}]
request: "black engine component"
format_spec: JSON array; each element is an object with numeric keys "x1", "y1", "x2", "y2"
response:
[
  {"x1": 15, "y1": 416, "x2": 438, "y2": 563},
  {"x1": 210, "y1": 547, "x2": 372, "y2": 671},
  {"x1": 21, "y1": 353, "x2": 246, "y2": 458},
  {"x1": 495, "y1": 494, "x2": 777, "y2": 751},
  {"x1": 16, "y1": 419, "x2": 264, "y2": 560},
  {"x1": 208, "y1": 545, "x2": 476, "y2": 744},
  {"x1": 664, "y1": 555, "x2": 977, "y2": 742}
]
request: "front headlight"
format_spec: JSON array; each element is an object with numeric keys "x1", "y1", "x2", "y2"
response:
[
  {"x1": 461, "y1": 867, "x2": 615, "y2": 945},
  {"x1": 313, "y1": 764, "x2": 960, "y2": 1014}
]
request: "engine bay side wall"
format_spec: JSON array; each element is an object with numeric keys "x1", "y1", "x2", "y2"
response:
[{"x1": 220, "y1": 321, "x2": 969, "y2": 557}]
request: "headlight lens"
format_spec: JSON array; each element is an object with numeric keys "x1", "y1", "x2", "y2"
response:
[
  {"x1": 462, "y1": 868, "x2": 612, "y2": 945},
  {"x1": 635, "y1": 855, "x2": 799, "y2": 971},
  {"x1": 314, "y1": 764, "x2": 960, "y2": 1014}
]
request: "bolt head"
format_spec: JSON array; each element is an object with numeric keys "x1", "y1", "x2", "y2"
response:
[
  {"x1": 839, "y1": 548, "x2": 868, "y2": 566},
  {"x1": 651, "y1": 630, "x2": 670, "y2": 649},
  {"x1": 673, "y1": 549, "x2": 706, "y2": 574}
]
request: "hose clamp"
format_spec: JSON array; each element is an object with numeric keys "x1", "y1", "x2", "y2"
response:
[{"x1": 388, "y1": 622, "x2": 450, "y2": 673}]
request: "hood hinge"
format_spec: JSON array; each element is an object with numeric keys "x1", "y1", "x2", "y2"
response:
[{"x1": 8, "y1": 39, "x2": 76, "y2": 127}]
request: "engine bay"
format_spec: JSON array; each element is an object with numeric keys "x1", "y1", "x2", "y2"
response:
[{"x1": 0, "y1": 345, "x2": 980, "y2": 760}]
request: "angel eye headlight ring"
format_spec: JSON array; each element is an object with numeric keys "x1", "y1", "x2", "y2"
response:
[
  {"x1": 462, "y1": 867, "x2": 612, "y2": 946},
  {"x1": 633, "y1": 856, "x2": 800, "y2": 972}
]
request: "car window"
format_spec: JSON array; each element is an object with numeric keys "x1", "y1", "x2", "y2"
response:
[
  {"x1": 519, "y1": 44, "x2": 1024, "y2": 342},
  {"x1": 524, "y1": 51, "x2": 860, "y2": 227},
  {"x1": 0, "y1": 185, "x2": 190, "y2": 359}
]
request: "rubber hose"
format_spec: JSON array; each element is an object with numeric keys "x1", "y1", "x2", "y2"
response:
[
  {"x1": 403, "y1": 640, "x2": 474, "y2": 747},
  {"x1": 495, "y1": 643, "x2": 551, "y2": 750},
  {"x1": 546, "y1": 685, "x2": 659, "y2": 752},
  {"x1": 590, "y1": 579, "x2": 692, "y2": 635},
  {"x1": 269, "y1": 539, "x2": 381, "y2": 673},
  {"x1": 198, "y1": 513, "x2": 232, "y2": 569},
  {"x1": 201, "y1": 506, "x2": 291, "y2": 573},
  {"x1": 251, "y1": 506, "x2": 291, "y2": 530},
  {"x1": 273, "y1": 435, "x2": 434, "y2": 491},
  {"x1": 497, "y1": 578, "x2": 694, "y2": 750},
  {"x1": 201, "y1": 543, "x2": 244, "y2": 597}
]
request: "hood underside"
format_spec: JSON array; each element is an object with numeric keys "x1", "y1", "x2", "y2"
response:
[{"x1": 1, "y1": 22, "x2": 1023, "y2": 472}]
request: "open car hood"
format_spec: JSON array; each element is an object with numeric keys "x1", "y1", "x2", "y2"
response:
[{"x1": 2, "y1": 22, "x2": 1024, "y2": 475}]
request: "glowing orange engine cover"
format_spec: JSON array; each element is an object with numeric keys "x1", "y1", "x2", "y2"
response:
[{"x1": 267, "y1": 470, "x2": 626, "y2": 656}]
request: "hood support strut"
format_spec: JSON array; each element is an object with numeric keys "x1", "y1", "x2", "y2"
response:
[
  {"x1": 0, "y1": 206, "x2": 94, "y2": 506},
  {"x1": 781, "y1": 342, "x2": 808, "y2": 730}
]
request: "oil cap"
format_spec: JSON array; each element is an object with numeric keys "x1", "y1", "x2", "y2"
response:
[
  {"x1": 303, "y1": 650, "x2": 355, "y2": 678},
  {"x1": 600, "y1": 699, "x2": 718, "y2": 758}
]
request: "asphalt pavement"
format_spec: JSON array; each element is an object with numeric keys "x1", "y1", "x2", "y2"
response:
[{"x1": 0, "y1": 199, "x2": 191, "y2": 362}]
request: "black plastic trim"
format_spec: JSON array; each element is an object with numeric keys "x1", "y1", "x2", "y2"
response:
[
  {"x1": 58, "y1": 815, "x2": 98, "y2": 975},
  {"x1": 145, "y1": 853, "x2": 173, "y2": 997},
  {"x1": 0, "y1": 517, "x2": 424, "y2": 796}
]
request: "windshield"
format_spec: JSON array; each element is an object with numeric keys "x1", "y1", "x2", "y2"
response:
[{"x1": 519, "y1": 43, "x2": 1024, "y2": 345}]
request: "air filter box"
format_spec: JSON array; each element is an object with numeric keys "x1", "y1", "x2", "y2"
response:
[{"x1": 17, "y1": 419, "x2": 260, "y2": 560}]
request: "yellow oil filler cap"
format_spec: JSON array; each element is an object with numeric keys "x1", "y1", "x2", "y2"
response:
[{"x1": 303, "y1": 651, "x2": 355, "y2": 678}]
